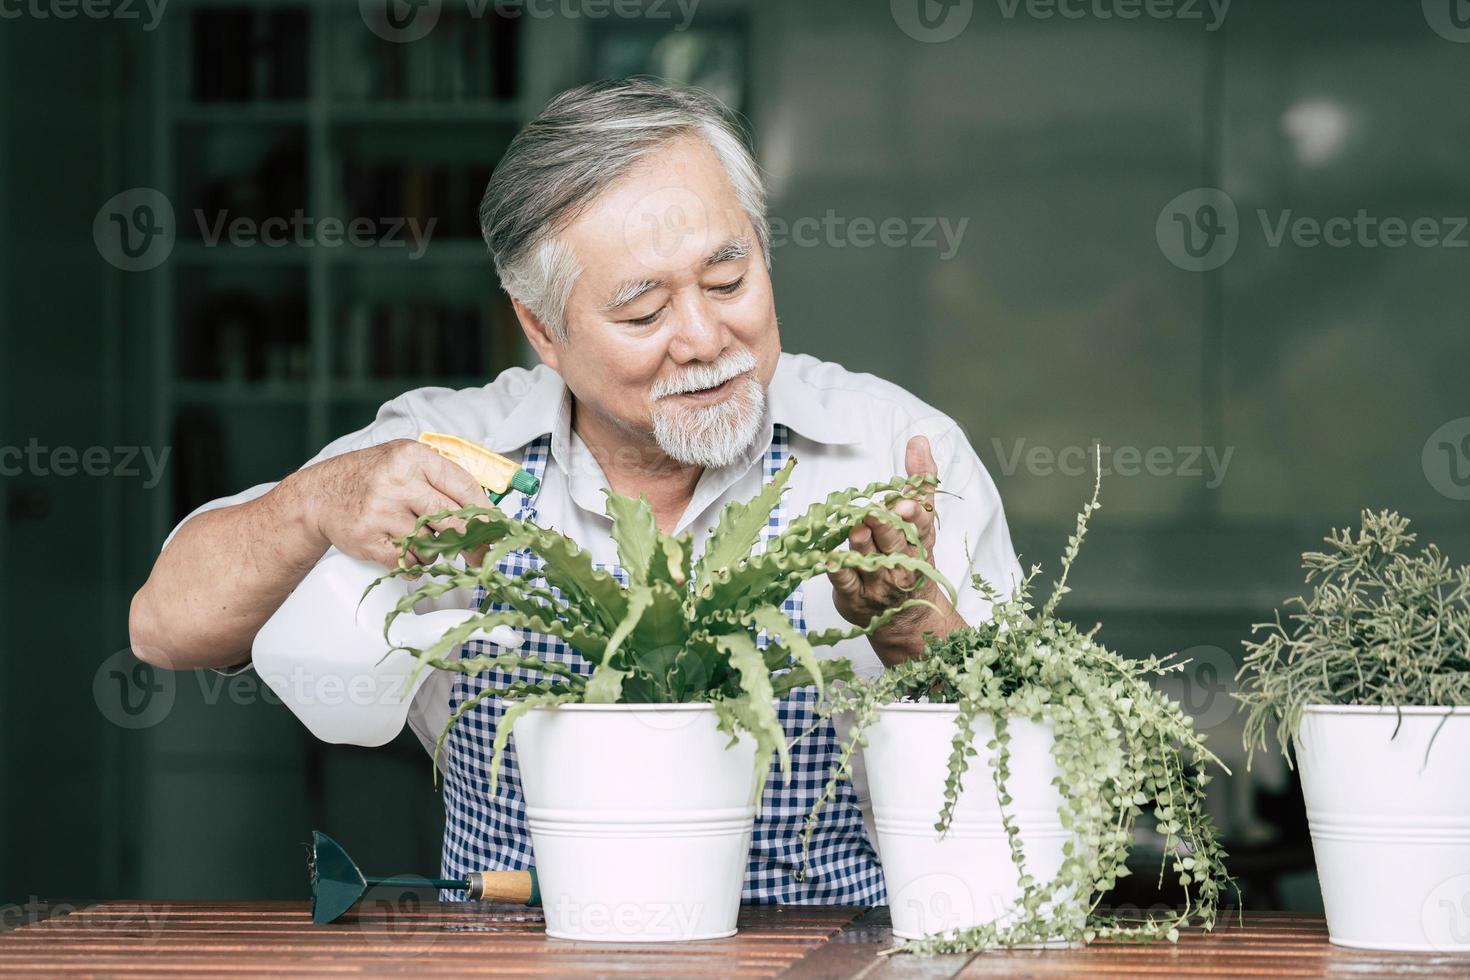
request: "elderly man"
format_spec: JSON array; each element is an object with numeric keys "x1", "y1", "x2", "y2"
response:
[{"x1": 130, "y1": 79, "x2": 1022, "y2": 905}]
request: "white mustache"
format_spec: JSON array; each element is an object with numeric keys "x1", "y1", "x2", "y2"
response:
[{"x1": 650, "y1": 350, "x2": 758, "y2": 400}]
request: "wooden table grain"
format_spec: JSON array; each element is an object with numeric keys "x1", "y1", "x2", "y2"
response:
[{"x1": 2, "y1": 902, "x2": 1467, "y2": 978}]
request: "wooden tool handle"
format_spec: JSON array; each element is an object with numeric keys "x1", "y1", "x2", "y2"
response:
[{"x1": 466, "y1": 869, "x2": 539, "y2": 906}]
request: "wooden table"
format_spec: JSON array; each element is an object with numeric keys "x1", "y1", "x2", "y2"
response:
[{"x1": 2, "y1": 902, "x2": 1468, "y2": 978}]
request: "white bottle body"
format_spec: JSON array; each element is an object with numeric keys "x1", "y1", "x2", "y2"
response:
[{"x1": 251, "y1": 548, "x2": 520, "y2": 746}]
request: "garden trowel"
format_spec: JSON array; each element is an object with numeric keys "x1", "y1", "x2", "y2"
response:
[{"x1": 309, "y1": 830, "x2": 541, "y2": 925}]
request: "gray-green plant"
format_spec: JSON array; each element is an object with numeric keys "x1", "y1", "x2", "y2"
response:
[
  {"x1": 374, "y1": 457, "x2": 954, "y2": 798},
  {"x1": 800, "y1": 472, "x2": 1235, "y2": 953},
  {"x1": 1237, "y1": 509, "x2": 1470, "y2": 763}
]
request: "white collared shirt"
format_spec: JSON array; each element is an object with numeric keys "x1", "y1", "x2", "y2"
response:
[{"x1": 174, "y1": 352, "x2": 1022, "y2": 792}]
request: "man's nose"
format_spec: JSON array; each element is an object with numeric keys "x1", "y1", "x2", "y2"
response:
[{"x1": 667, "y1": 292, "x2": 731, "y2": 362}]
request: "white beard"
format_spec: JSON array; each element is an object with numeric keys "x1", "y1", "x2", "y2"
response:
[{"x1": 649, "y1": 353, "x2": 767, "y2": 469}]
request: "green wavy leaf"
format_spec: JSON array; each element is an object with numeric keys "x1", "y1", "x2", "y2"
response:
[{"x1": 693, "y1": 456, "x2": 796, "y2": 594}]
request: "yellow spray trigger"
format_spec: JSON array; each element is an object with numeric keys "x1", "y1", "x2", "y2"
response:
[{"x1": 418, "y1": 432, "x2": 540, "y2": 504}]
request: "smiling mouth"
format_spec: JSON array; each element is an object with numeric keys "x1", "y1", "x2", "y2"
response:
[{"x1": 675, "y1": 372, "x2": 745, "y2": 402}]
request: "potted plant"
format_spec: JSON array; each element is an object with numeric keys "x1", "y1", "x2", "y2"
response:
[
  {"x1": 801, "y1": 472, "x2": 1235, "y2": 953},
  {"x1": 374, "y1": 457, "x2": 952, "y2": 942},
  {"x1": 1236, "y1": 509, "x2": 1470, "y2": 952}
]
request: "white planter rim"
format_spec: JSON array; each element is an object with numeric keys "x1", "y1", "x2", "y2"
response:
[
  {"x1": 1302, "y1": 703, "x2": 1470, "y2": 717},
  {"x1": 526, "y1": 702, "x2": 718, "y2": 713},
  {"x1": 875, "y1": 702, "x2": 964, "y2": 714}
]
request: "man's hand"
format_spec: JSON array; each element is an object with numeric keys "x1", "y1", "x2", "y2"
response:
[
  {"x1": 297, "y1": 439, "x2": 489, "y2": 569},
  {"x1": 827, "y1": 435, "x2": 967, "y2": 667}
]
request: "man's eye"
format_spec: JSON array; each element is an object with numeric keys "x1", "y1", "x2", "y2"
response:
[
  {"x1": 622, "y1": 307, "x2": 663, "y2": 327},
  {"x1": 711, "y1": 276, "x2": 745, "y2": 296}
]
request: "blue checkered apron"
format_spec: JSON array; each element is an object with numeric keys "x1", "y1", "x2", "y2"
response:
[{"x1": 439, "y1": 424, "x2": 885, "y2": 904}]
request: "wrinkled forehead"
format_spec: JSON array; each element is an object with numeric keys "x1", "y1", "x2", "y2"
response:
[{"x1": 560, "y1": 137, "x2": 755, "y2": 290}]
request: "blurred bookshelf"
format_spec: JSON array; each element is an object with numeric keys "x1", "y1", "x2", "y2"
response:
[
  {"x1": 151, "y1": 1, "x2": 529, "y2": 532},
  {"x1": 138, "y1": 0, "x2": 536, "y2": 896}
]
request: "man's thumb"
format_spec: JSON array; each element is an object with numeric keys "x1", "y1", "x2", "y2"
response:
[{"x1": 905, "y1": 435, "x2": 937, "y2": 477}]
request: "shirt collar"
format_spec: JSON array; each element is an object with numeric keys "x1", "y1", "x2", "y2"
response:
[
  {"x1": 483, "y1": 366, "x2": 567, "y2": 455},
  {"x1": 766, "y1": 352, "x2": 863, "y2": 446},
  {"x1": 484, "y1": 352, "x2": 862, "y2": 456}
]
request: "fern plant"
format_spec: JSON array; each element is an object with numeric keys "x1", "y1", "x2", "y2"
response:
[
  {"x1": 799, "y1": 471, "x2": 1235, "y2": 953},
  {"x1": 1236, "y1": 509, "x2": 1470, "y2": 764},
  {"x1": 373, "y1": 457, "x2": 954, "y2": 799}
]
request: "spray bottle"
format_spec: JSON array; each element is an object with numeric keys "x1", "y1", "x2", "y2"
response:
[{"x1": 251, "y1": 433, "x2": 539, "y2": 746}]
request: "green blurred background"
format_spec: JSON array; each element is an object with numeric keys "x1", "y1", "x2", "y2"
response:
[{"x1": 1, "y1": 0, "x2": 1467, "y2": 911}]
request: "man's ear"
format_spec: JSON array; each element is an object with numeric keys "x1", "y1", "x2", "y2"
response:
[{"x1": 511, "y1": 297, "x2": 561, "y2": 372}]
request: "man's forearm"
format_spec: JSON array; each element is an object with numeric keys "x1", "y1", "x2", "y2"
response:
[{"x1": 128, "y1": 470, "x2": 328, "y2": 671}]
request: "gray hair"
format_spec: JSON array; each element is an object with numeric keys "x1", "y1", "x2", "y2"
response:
[{"x1": 479, "y1": 78, "x2": 770, "y2": 342}]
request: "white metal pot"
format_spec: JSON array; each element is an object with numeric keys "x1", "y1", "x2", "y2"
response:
[
  {"x1": 863, "y1": 704, "x2": 1071, "y2": 941},
  {"x1": 513, "y1": 703, "x2": 759, "y2": 942},
  {"x1": 1296, "y1": 704, "x2": 1470, "y2": 952}
]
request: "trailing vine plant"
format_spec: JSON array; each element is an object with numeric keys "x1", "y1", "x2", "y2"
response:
[
  {"x1": 1236, "y1": 509, "x2": 1470, "y2": 764},
  {"x1": 800, "y1": 466, "x2": 1236, "y2": 953}
]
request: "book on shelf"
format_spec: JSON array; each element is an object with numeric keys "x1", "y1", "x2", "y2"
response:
[
  {"x1": 337, "y1": 297, "x2": 510, "y2": 383},
  {"x1": 336, "y1": 10, "x2": 520, "y2": 102},
  {"x1": 190, "y1": 135, "x2": 308, "y2": 239},
  {"x1": 192, "y1": 8, "x2": 309, "y2": 102},
  {"x1": 338, "y1": 160, "x2": 492, "y2": 239},
  {"x1": 185, "y1": 290, "x2": 310, "y2": 384}
]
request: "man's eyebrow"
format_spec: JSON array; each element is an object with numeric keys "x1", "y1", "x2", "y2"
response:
[
  {"x1": 602, "y1": 277, "x2": 663, "y2": 313},
  {"x1": 705, "y1": 236, "x2": 750, "y2": 267},
  {"x1": 601, "y1": 237, "x2": 749, "y2": 312}
]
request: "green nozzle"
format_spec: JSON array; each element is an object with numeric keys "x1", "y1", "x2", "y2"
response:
[
  {"x1": 510, "y1": 468, "x2": 540, "y2": 496},
  {"x1": 486, "y1": 467, "x2": 540, "y2": 505}
]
